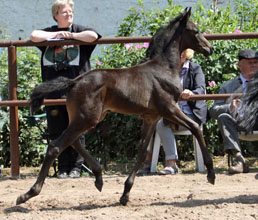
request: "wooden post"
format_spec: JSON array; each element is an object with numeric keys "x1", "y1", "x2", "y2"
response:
[{"x1": 8, "y1": 46, "x2": 19, "y2": 178}]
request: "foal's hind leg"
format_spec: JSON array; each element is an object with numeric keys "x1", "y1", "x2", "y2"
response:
[
  {"x1": 52, "y1": 122, "x2": 103, "y2": 191},
  {"x1": 16, "y1": 139, "x2": 67, "y2": 205},
  {"x1": 72, "y1": 138, "x2": 103, "y2": 191},
  {"x1": 120, "y1": 118, "x2": 157, "y2": 206},
  {"x1": 16, "y1": 123, "x2": 92, "y2": 205}
]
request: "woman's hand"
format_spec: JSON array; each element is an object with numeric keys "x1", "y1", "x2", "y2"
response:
[
  {"x1": 181, "y1": 89, "x2": 194, "y2": 100},
  {"x1": 55, "y1": 31, "x2": 73, "y2": 39}
]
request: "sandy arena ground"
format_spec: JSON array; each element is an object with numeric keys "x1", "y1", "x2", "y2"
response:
[{"x1": 0, "y1": 162, "x2": 257, "y2": 220}]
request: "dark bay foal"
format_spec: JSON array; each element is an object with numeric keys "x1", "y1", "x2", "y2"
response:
[{"x1": 17, "y1": 8, "x2": 215, "y2": 206}]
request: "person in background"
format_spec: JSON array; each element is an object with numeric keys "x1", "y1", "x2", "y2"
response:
[
  {"x1": 139, "y1": 49, "x2": 208, "y2": 175},
  {"x1": 30, "y1": 0, "x2": 101, "y2": 178},
  {"x1": 209, "y1": 49, "x2": 258, "y2": 174},
  {"x1": 0, "y1": 48, "x2": 2, "y2": 101}
]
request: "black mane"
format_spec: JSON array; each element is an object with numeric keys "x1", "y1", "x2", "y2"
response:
[{"x1": 141, "y1": 9, "x2": 188, "y2": 63}]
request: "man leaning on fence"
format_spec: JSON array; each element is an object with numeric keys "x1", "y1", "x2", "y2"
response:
[
  {"x1": 30, "y1": 0, "x2": 101, "y2": 178},
  {"x1": 209, "y1": 49, "x2": 258, "y2": 174}
]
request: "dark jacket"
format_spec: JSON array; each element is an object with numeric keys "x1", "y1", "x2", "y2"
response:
[
  {"x1": 209, "y1": 76, "x2": 242, "y2": 119},
  {"x1": 183, "y1": 62, "x2": 208, "y2": 124}
]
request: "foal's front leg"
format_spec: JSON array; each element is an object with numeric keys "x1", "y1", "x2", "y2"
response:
[
  {"x1": 188, "y1": 122, "x2": 215, "y2": 184},
  {"x1": 120, "y1": 120, "x2": 156, "y2": 206},
  {"x1": 16, "y1": 141, "x2": 63, "y2": 205},
  {"x1": 163, "y1": 106, "x2": 215, "y2": 185},
  {"x1": 174, "y1": 113, "x2": 215, "y2": 184}
]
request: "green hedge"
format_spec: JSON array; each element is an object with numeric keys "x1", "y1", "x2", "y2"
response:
[{"x1": 0, "y1": 47, "x2": 44, "y2": 167}]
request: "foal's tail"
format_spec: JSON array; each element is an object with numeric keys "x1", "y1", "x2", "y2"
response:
[
  {"x1": 30, "y1": 76, "x2": 75, "y2": 113},
  {"x1": 237, "y1": 72, "x2": 258, "y2": 131}
]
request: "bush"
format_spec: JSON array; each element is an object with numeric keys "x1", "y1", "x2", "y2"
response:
[{"x1": 0, "y1": 47, "x2": 46, "y2": 167}]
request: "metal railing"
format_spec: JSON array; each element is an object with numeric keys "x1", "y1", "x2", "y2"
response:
[{"x1": 0, "y1": 32, "x2": 257, "y2": 177}]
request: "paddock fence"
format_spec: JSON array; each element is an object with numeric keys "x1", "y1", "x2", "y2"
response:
[{"x1": 0, "y1": 32, "x2": 258, "y2": 178}]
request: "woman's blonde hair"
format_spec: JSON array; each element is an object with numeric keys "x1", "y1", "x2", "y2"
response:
[
  {"x1": 184, "y1": 49, "x2": 194, "y2": 60},
  {"x1": 52, "y1": 0, "x2": 74, "y2": 21}
]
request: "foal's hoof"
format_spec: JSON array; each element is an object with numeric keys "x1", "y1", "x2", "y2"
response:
[
  {"x1": 95, "y1": 181, "x2": 103, "y2": 192},
  {"x1": 207, "y1": 170, "x2": 215, "y2": 185},
  {"x1": 16, "y1": 195, "x2": 25, "y2": 205},
  {"x1": 94, "y1": 174, "x2": 103, "y2": 192},
  {"x1": 120, "y1": 195, "x2": 129, "y2": 206}
]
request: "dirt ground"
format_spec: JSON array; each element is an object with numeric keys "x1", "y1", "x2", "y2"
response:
[{"x1": 0, "y1": 159, "x2": 258, "y2": 220}]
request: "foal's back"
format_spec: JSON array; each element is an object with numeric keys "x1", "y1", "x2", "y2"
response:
[{"x1": 68, "y1": 59, "x2": 181, "y2": 115}]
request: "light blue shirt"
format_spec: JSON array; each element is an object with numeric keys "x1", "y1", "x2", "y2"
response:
[
  {"x1": 178, "y1": 60, "x2": 193, "y2": 115},
  {"x1": 229, "y1": 73, "x2": 250, "y2": 116},
  {"x1": 240, "y1": 73, "x2": 249, "y2": 93}
]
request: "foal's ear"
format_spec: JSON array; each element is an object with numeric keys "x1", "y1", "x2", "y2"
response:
[
  {"x1": 183, "y1": 7, "x2": 191, "y2": 20},
  {"x1": 182, "y1": 7, "x2": 191, "y2": 24},
  {"x1": 183, "y1": 7, "x2": 188, "y2": 16}
]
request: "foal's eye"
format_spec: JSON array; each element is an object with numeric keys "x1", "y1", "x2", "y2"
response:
[
  {"x1": 193, "y1": 28, "x2": 199, "y2": 33},
  {"x1": 188, "y1": 26, "x2": 198, "y2": 34}
]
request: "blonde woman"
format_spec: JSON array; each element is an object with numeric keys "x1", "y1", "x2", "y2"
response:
[
  {"x1": 139, "y1": 49, "x2": 208, "y2": 175},
  {"x1": 30, "y1": 0, "x2": 101, "y2": 178}
]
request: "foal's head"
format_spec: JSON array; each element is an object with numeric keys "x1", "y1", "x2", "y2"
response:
[
  {"x1": 145, "y1": 8, "x2": 213, "y2": 62},
  {"x1": 180, "y1": 9, "x2": 213, "y2": 57}
]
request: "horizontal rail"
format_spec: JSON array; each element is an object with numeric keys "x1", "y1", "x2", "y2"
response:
[
  {"x1": 0, "y1": 99, "x2": 66, "y2": 107},
  {"x1": 0, "y1": 32, "x2": 258, "y2": 47},
  {"x1": 0, "y1": 94, "x2": 242, "y2": 107},
  {"x1": 0, "y1": 36, "x2": 151, "y2": 47},
  {"x1": 184, "y1": 93, "x2": 242, "y2": 101}
]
